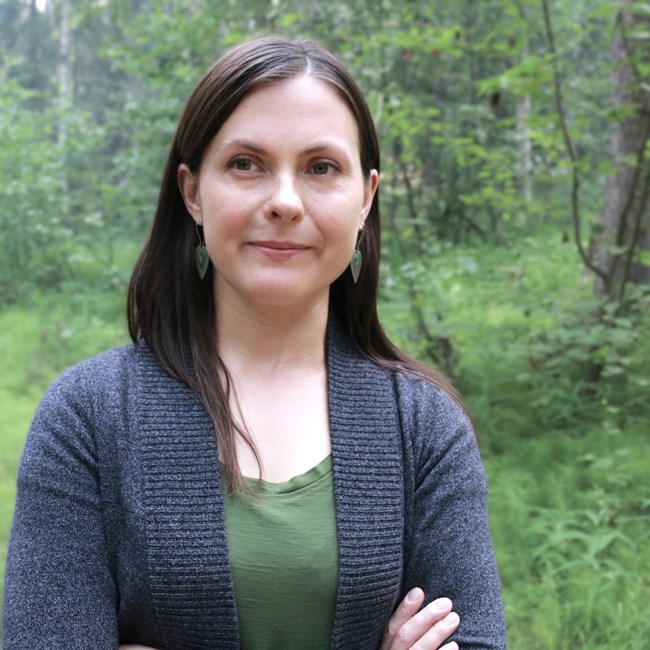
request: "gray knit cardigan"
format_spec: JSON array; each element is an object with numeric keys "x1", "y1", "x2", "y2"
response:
[{"x1": 3, "y1": 320, "x2": 506, "y2": 649}]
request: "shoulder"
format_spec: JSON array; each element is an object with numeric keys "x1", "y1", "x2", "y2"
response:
[
  {"x1": 28, "y1": 342, "x2": 163, "y2": 449},
  {"x1": 327, "y1": 317, "x2": 477, "y2": 454},
  {"x1": 44, "y1": 338, "x2": 173, "y2": 398},
  {"x1": 393, "y1": 370, "x2": 471, "y2": 435},
  {"x1": 17, "y1": 346, "x2": 139, "y2": 500},
  {"x1": 392, "y1": 370, "x2": 483, "y2": 480},
  {"x1": 20, "y1": 342, "x2": 175, "y2": 486},
  {"x1": 40, "y1": 343, "x2": 141, "y2": 409},
  {"x1": 327, "y1": 316, "x2": 467, "y2": 429}
]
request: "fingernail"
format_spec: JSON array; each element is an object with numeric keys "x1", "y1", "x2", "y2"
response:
[
  {"x1": 444, "y1": 612, "x2": 460, "y2": 627},
  {"x1": 432, "y1": 597, "x2": 452, "y2": 612},
  {"x1": 406, "y1": 588, "x2": 422, "y2": 603}
]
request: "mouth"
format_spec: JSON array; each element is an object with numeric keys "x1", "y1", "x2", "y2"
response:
[
  {"x1": 248, "y1": 240, "x2": 310, "y2": 259},
  {"x1": 252, "y1": 240, "x2": 308, "y2": 249}
]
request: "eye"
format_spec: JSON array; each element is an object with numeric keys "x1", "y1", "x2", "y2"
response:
[
  {"x1": 230, "y1": 157, "x2": 260, "y2": 172},
  {"x1": 310, "y1": 160, "x2": 338, "y2": 176}
]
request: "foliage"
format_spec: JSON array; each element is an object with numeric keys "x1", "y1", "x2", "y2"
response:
[
  {"x1": 2, "y1": 0, "x2": 647, "y2": 308},
  {"x1": 0, "y1": 66, "x2": 125, "y2": 303},
  {"x1": 2, "y1": 0, "x2": 650, "y2": 646}
]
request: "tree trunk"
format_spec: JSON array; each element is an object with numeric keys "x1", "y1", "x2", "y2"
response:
[
  {"x1": 57, "y1": 0, "x2": 71, "y2": 197},
  {"x1": 597, "y1": 8, "x2": 650, "y2": 300}
]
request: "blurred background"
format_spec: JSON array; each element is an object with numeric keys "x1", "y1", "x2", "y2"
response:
[{"x1": 1, "y1": 0, "x2": 649, "y2": 646}]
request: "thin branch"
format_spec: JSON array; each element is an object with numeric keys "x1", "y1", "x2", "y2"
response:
[
  {"x1": 400, "y1": 164, "x2": 424, "y2": 243},
  {"x1": 541, "y1": 0, "x2": 611, "y2": 287},
  {"x1": 460, "y1": 210, "x2": 487, "y2": 238}
]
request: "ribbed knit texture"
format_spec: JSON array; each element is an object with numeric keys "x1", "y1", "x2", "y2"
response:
[
  {"x1": 326, "y1": 321, "x2": 404, "y2": 648},
  {"x1": 3, "y1": 317, "x2": 506, "y2": 649},
  {"x1": 137, "y1": 353, "x2": 239, "y2": 648}
]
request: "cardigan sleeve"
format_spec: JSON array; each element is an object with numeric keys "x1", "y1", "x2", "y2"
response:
[
  {"x1": 2, "y1": 364, "x2": 119, "y2": 649},
  {"x1": 396, "y1": 374, "x2": 507, "y2": 650}
]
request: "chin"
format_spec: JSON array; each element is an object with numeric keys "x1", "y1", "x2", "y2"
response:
[
  {"x1": 215, "y1": 267, "x2": 341, "y2": 311},
  {"x1": 244, "y1": 281, "x2": 330, "y2": 310}
]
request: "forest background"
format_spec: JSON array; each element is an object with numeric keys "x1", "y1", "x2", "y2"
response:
[{"x1": 1, "y1": 0, "x2": 649, "y2": 647}]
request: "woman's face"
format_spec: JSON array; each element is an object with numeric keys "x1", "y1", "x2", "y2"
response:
[{"x1": 178, "y1": 75, "x2": 378, "y2": 312}]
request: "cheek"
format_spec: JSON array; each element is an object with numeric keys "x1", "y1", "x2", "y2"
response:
[
  {"x1": 321, "y1": 193, "x2": 364, "y2": 238},
  {"x1": 325, "y1": 219, "x2": 361, "y2": 263},
  {"x1": 200, "y1": 190, "x2": 249, "y2": 239}
]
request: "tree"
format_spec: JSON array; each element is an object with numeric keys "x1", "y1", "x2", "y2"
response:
[
  {"x1": 597, "y1": 4, "x2": 650, "y2": 301},
  {"x1": 542, "y1": 0, "x2": 650, "y2": 303}
]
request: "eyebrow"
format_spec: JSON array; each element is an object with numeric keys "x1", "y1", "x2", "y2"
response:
[
  {"x1": 217, "y1": 138, "x2": 266, "y2": 155},
  {"x1": 302, "y1": 141, "x2": 352, "y2": 158},
  {"x1": 217, "y1": 138, "x2": 354, "y2": 160}
]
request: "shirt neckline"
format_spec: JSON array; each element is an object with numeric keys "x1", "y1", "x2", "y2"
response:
[{"x1": 241, "y1": 454, "x2": 333, "y2": 496}]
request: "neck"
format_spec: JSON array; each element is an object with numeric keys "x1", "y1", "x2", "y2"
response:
[{"x1": 215, "y1": 292, "x2": 329, "y2": 376}]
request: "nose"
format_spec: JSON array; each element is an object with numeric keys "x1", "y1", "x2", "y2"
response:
[{"x1": 263, "y1": 175, "x2": 304, "y2": 222}]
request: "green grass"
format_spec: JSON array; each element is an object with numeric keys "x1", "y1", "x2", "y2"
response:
[
  {"x1": 486, "y1": 417, "x2": 650, "y2": 649},
  {"x1": 2, "y1": 233, "x2": 649, "y2": 647}
]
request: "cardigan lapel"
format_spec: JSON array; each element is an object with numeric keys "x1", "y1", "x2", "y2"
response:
[
  {"x1": 327, "y1": 319, "x2": 405, "y2": 649},
  {"x1": 135, "y1": 322, "x2": 405, "y2": 650},
  {"x1": 136, "y1": 343, "x2": 240, "y2": 649}
]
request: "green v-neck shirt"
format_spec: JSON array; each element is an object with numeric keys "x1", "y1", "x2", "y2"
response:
[{"x1": 222, "y1": 455, "x2": 339, "y2": 649}]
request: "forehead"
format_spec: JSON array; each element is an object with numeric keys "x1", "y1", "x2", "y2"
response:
[{"x1": 211, "y1": 75, "x2": 361, "y2": 153}]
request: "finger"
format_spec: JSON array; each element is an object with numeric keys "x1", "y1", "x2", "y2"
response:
[
  {"x1": 380, "y1": 588, "x2": 425, "y2": 649},
  {"x1": 387, "y1": 598, "x2": 455, "y2": 650},
  {"x1": 440, "y1": 643, "x2": 459, "y2": 650},
  {"x1": 409, "y1": 611, "x2": 460, "y2": 650}
]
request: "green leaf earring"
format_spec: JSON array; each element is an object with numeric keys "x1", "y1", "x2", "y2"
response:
[
  {"x1": 195, "y1": 223, "x2": 209, "y2": 280},
  {"x1": 350, "y1": 227, "x2": 364, "y2": 283}
]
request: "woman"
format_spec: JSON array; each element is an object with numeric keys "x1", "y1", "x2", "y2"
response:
[{"x1": 3, "y1": 37, "x2": 506, "y2": 649}]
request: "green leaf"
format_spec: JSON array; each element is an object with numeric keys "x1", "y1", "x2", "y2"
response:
[
  {"x1": 636, "y1": 250, "x2": 650, "y2": 267},
  {"x1": 591, "y1": 345, "x2": 610, "y2": 360}
]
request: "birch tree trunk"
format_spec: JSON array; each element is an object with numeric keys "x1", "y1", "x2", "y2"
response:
[{"x1": 57, "y1": 0, "x2": 71, "y2": 198}]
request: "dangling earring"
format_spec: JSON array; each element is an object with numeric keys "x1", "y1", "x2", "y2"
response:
[
  {"x1": 350, "y1": 226, "x2": 363, "y2": 284},
  {"x1": 195, "y1": 223, "x2": 209, "y2": 280}
]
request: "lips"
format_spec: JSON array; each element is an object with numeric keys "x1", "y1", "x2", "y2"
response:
[
  {"x1": 248, "y1": 240, "x2": 310, "y2": 259},
  {"x1": 252, "y1": 240, "x2": 308, "y2": 250}
]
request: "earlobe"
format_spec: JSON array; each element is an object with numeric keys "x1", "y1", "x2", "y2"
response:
[
  {"x1": 178, "y1": 164, "x2": 202, "y2": 223},
  {"x1": 359, "y1": 208, "x2": 368, "y2": 231},
  {"x1": 361, "y1": 169, "x2": 379, "y2": 227}
]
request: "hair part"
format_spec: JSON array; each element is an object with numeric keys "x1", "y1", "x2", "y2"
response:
[{"x1": 127, "y1": 36, "x2": 462, "y2": 491}]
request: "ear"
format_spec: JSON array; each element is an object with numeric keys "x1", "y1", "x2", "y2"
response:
[
  {"x1": 360, "y1": 169, "x2": 379, "y2": 228},
  {"x1": 178, "y1": 164, "x2": 202, "y2": 224}
]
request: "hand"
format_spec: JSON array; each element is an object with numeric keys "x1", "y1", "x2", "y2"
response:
[{"x1": 380, "y1": 588, "x2": 460, "y2": 650}]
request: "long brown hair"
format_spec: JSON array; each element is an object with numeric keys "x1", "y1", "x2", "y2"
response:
[{"x1": 127, "y1": 36, "x2": 461, "y2": 490}]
